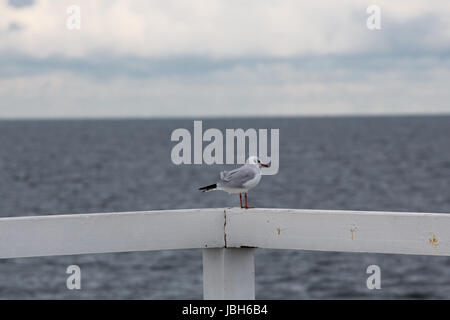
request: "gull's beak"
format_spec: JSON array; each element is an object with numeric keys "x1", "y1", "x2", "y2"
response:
[{"x1": 260, "y1": 163, "x2": 269, "y2": 167}]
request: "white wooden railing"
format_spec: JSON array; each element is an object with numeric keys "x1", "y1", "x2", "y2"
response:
[{"x1": 1, "y1": 208, "x2": 449, "y2": 299}]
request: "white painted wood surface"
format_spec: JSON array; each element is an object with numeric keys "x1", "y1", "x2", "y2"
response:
[
  {"x1": 2, "y1": 207, "x2": 450, "y2": 299},
  {"x1": 2, "y1": 208, "x2": 450, "y2": 259},
  {"x1": 0, "y1": 209, "x2": 225, "y2": 259},
  {"x1": 226, "y1": 208, "x2": 450, "y2": 256},
  {"x1": 203, "y1": 248, "x2": 255, "y2": 300}
]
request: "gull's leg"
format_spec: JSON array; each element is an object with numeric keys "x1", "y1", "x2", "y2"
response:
[
  {"x1": 244, "y1": 192, "x2": 254, "y2": 209},
  {"x1": 239, "y1": 193, "x2": 243, "y2": 208}
]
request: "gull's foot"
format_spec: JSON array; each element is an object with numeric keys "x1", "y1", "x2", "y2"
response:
[{"x1": 242, "y1": 206, "x2": 255, "y2": 209}]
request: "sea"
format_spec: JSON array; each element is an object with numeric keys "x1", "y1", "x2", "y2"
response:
[{"x1": 0, "y1": 116, "x2": 449, "y2": 299}]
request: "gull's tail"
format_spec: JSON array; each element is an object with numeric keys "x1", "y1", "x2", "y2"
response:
[{"x1": 199, "y1": 184, "x2": 217, "y2": 192}]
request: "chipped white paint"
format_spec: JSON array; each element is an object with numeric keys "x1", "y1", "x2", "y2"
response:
[
  {"x1": 1, "y1": 207, "x2": 450, "y2": 299},
  {"x1": 225, "y1": 208, "x2": 450, "y2": 256}
]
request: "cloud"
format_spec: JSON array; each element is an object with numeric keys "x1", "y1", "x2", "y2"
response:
[
  {"x1": 1, "y1": 0, "x2": 449, "y2": 58},
  {"x1": 1, "y1": 56, "x2": 449, "y2": 118},
  {"x1": 0, "y1": 0, "x2": 449, "y2": 117},
  {"x1": 6, "y1": 21, "x2": 24, "y2": 32},
  {"x1": 7, "y1": 0, "x2": 35, "y2": 9}
]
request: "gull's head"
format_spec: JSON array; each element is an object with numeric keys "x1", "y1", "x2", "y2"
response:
[{"x1": 247, "y1": 156, "x2": 269, "y2": 167}]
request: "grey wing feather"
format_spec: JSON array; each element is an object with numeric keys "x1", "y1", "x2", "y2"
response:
[
  {"x1": 219, "y1": 165, "x2": 257, "y2": 188},
  {"x1": 220, "y1": 168, "x2": 240, "y2": 181}
]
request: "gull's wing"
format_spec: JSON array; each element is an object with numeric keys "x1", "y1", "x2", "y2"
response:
[{"x1": 219, "y1": 165, "x2": 257, "y2": 188}]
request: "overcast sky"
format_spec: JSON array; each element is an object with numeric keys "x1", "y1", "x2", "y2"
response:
[{"x1": 1, "y1": 0, "x2": 449, "y2": 118}]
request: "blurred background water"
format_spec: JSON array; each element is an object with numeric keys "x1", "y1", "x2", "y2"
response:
[{"x1": 0, "y1": 116, "x2": 449, "y2": 299}]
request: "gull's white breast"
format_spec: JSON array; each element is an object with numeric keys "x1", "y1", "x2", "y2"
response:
[{"x1": 243, "y1": 171, "x2": 261, "y2": 190}]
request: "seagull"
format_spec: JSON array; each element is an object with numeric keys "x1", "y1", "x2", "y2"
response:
[{"x1": 198, "y1": 156, "x2": 268, "y2": 209}]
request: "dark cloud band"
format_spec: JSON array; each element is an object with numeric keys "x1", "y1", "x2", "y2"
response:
[{"x1": 7, "y1": 0, "x2": 35, "y2": 9}]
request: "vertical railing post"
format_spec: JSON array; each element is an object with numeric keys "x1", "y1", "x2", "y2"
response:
[{"x1": 202, "y1": 248, "x2": 255, "y2": 300}]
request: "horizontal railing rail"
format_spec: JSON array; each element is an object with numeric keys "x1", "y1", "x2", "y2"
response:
[
  {"x1": 0, "y1": 208, "x2": 449, "y2": 299},
  {"x1": 0, "y1": 209, "x2": 225, "y2": 259},
  {"x1": 226, "y1": 208, "x2": 450, "y2": 256}
]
